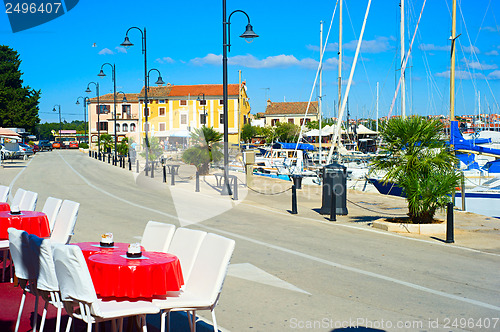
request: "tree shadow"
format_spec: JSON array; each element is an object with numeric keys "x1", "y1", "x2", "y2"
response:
[
  {"x1": 331, "y1": 327, "x2": 386, "y2": 331},
  {"x1": 349, "y1": 216, "x2": 382, "y2": 223}
]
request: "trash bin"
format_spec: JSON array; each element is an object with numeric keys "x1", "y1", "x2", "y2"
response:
[
  {"x1": 129, "y1": 149, "x2": 137, "y2": 163},
  {"x1": 291, "y1": 174, "x2": 303, "y2": 190},
  {"x1": 319, "y1": 163, "x2": 348, "y2": 215}
]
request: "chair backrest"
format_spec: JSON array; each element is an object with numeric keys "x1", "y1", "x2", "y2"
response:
[
  {"x1": 50, "y1": 200, "x2": 80, "y2": 244},
  {"x1": 8, "y1": 227, "x2": 35, "y2": 281},
  {"x1": 28, "y1": 234, "x2": 58, "y2": 292},
  {"x1": 0, "y1": 185, "x2": 9, "y2": 202},
  {"x1": 11, "y1": 188, "x2": 26, "y2": 207},
  {"x1": 167, "y1": 228, "x2": 207, "y2": 282},
  {"x1": 141, "y1": 221, "x2": 176, "y2": 252},
  {"x1": 184, "y1": 233, "x2": 235, "y2": 304},
  {"x1": 20, "y1": 191, "x2": 38, "y2": 211},
  {"x1": 42, "y1": 197, "x2": 63, "y2": 231},
  {"x1": 52, "y1": 244, "x2": 99, "y2": 313}
]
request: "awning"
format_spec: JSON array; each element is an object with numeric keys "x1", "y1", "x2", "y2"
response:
[
  {"x1": 168, "y1": 130, "x2": 191, "y2": 138},
  {"x1": 0, "y1": 128, "x2": 21, "y2": 139}
]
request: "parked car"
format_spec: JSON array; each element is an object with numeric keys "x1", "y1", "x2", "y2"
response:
[
  {"x1": 39, "y1": 140, "x2": 53, "y2": 151},
  {"x1": 69, "y1": 141, "x2": 79, "y2": 149},
  {"x1": 52, "y1": 142, "x2": 61, "y2": 149},
  {"x1": 0, "y1": 143, "x2": 14, "y2": 159},
  {"x1": 19, "y1": 143, "x2": 34, "y2": 157},
  {"x1": 31, "y1": 144, "x2": 40, "y2": 153}
]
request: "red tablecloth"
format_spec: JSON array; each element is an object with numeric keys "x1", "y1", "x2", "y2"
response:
[
  {"x1": 75, "y1": 242, "x2": 144, "y2": 261},
  {"x1": 87, "y1": 251, "x2": 184, "y2": 298},
  {"x1": 0, "y1": 211, "x2": 50, "y2": 240},
  {"x1": 0, "y1": 203, "x2": 10, "y2": 212}
]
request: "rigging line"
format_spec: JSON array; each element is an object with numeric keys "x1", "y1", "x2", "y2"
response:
[
  {"x1": 457, "y1": 0, "x2": 500, "y2": 112},
  {"x1": 472, "y1": 0, "x2": 492, "y2": 46},
  {"x1": 293, "y1": 0, "x2": 339, "y2": 148}
]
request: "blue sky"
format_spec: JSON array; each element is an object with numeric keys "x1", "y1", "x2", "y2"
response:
[{"x1": 1, "y1": 0, "x2": 499, "y2": 124}]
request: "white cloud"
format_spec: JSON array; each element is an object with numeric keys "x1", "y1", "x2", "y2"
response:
[
  {"x1": 488, "y1": 70, "x2": 500, "y2": 79},
  {"x1": 115, "y1": 46, "x2": 127, "y2": 54},
  {"x1": 482, "y1": 26, "x2": 500, "y2": 32},
  {"x1": 190, "y1": 53, "x2": 221, "y2": 66},
  {"x1": 462, "y1": 59, "x2": 498, "y2": 70},
  {"x1": 156, "y1": 57, "x2": 176, "y2": 64},
  {"x1": 485, "y1": 50, "x2": 499, "y2": 56},
  {"x1": 435, "y1": 70, "x2": 486, "y2": 80},
  {"x1": 98, "y1": 48, "x2": 114, "y2": 55},
  {"x1": 419, "y1": 44, "x2": 450, "y2": 51},
  {"x1": 463, "y1": 46, "x2": 480, "y2": 54}
]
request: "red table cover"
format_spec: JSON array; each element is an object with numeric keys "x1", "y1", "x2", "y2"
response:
[
  {"x1": 0, "y1": 211, "x2": 50, "y2": 240},
  {"x1": 87, "y1": 251, "x2": 184, "y2": 298},
  {"x1": 0, "y1": 203, "x2": 10, "y2": 212},
  {"x1": 75, "y1": 242, "x2": 143, "y2": 261}
]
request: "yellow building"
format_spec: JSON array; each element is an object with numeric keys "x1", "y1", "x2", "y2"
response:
[{"x1": 138, "y1": 83, "x2": 251, "y2": 146}]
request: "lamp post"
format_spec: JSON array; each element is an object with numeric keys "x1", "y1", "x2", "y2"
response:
[
  {"x1": 97, "y1": 63, "x2": 118, "y2": 161},
  {"x1": 52, "y1": 104, "x2": 62, "y2": 147},
  {"x1": 197, "y1": 93, "x2": 207, "y2": 126},
  {"x1": 222, "y1": 1, "x2": 258, "y2": 195},
  {"x1": 121, "y1": 27, "x2": 164, "y2": 172},
  {"x1": 86, "y1": 82, "x2": 100, "y2": 158},
  {"x1": 75, "y1": 96, "x2": 90, "y2": 144}
]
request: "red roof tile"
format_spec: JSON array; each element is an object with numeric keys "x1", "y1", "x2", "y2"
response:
[
  {"x1": 265, "y1": 101, "x2": 318, "y2": 116},
  {"x1": 138, "y1": 83, "x2": 244, "y2": 98},
  {"x1": 89, "y1": 93, "x2": 139, "y2": 103}
]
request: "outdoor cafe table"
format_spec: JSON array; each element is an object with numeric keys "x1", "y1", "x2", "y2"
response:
[
  {"x1": 0, "y1": 210, "x2": 50, "y2": 240},
  {"x1": 86, "y1": 251, "x2": 184, "y2": 298},
  {"x1": 0, "y1": 203, "x2": 10, "y2": 212},
  {"x1": 75, "y1": 242, "x2": 145, "y2": 261}
]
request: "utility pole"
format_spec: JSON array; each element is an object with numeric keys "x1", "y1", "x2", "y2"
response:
[{"x1": 319, "y1": 20, "x2": 323, "y2": 165}]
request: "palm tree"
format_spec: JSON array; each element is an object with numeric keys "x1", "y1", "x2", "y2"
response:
[
  {"x1": 182, "y1": 126, "x2": 223, "y2": 174},
  {"x1": 370, "y1": 116, "x2": 460, "y2": 223}
]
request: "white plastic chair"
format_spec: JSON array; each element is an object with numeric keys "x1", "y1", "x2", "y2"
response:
[
  {"x1": 154, "y1": 233, "x2": 235, "y2": 332},
  {"x1": 28, "y1": 234, "x2": 65, "y2": 332},
  {"x1": 19, "y1": 190, "x2": 38, "y2": 211},
  {"x1": 41, "y1": 197, "x2": 63, "y2": 231},
  {"x1": 52, "y1": 243, "x2": 159, "y2": 332},
  {"x1": 50, "y1": 200, "x2": 79, "y2": 244},
  {"x1": 141, "y1": 221, "x2": 176, "y2": 252},
  {"x1": 0, "y1": 239, "x2": 11, "y2": 282},
  {"x1": 8, "y1": 227, "x2": 39, "y2": 332},
  {"x1": 167, "y1": 228, "x2": 207, "y2": 283},
  {"x1": 0, "y1": 185, "x2": 9, "y2": 202},
  {"x1": 10, "y1": 188, "x2": 26, "y2": 207}
]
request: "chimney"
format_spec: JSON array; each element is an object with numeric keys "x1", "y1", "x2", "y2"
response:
[{"x1": 266, "y1": 99, "x2": 272, "y2": 107}]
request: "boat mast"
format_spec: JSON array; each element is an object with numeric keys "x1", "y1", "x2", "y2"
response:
[
  {"x1": 319, "y1": 21, "x2": 323, "y2": 165},
  {"x1": 400, "y1": 0, "x2": 406, "y2": 117},
  {"x1": 338, "y1": 0, "x2": 343, "y2": 121},
  {"x1": 376, "y1": 82, "x2": 379, "y2": 134},
  {"x1": 450, "y1": 0, "x2": 457, "y2": 123}
]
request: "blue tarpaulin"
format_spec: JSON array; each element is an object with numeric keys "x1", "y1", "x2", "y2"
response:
[{"x1": 272, "y1": 142, "x2": 315, "y2": 151}]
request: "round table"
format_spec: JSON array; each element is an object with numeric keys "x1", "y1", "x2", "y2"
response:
[
  {"x1": 0, "y1": 211, "x2": 50, "y2": 240},
  {"x1": 0, "y1": 203, "x2": 10, "y2": 212},
  {"x1": 75, "y1": 242, "x2": 144, "y2": 261},
  {"x1": 87, "y1": 251, "x2": 184, "y2": 298}
]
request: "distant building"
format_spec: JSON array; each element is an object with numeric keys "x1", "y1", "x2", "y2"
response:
[{"x1": 264, "y1": 100, "x2": 319, "y2": 126}]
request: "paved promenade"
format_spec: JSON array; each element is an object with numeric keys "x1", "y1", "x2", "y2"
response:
[{"x1": 1, "y1": 150, "x2": 499, "y2": 331}]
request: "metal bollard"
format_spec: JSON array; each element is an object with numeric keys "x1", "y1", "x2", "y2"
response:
[
  {"x1": 89, "y1": 151, "x2": 91, "y2": 157},
  {"x1": 446, "y1": 202, "x2": 454, "y2": 243},
  {"x1": 151, "y1": 161, "x2": 154, "y2": 178},
  {"x1": 330, "y1": 188, "x2": 337, "y2": 221},
  {"x1": 291, "y1": 185, "x2": 297, "y2": 214},
  {"x1": 232, "y1": 176, "x2": 238, "y2": 200},
  {"x1": 171, "y1": 168, "x2": 175, "y2": 186},
  {"x1": 136, "y1": 160, "x2": 139, "y2": 173},
  {"x1": 162, "y1": 165, "x2": 167, "y2": 183},
  {"x1": 128, "y1": 158, "x2": 132, "y2": 171},
  {"x1": 108, "y1": 154, "x2": 110, "y2": 164},
  {"x1": 122, "y1": 157, "x2": 126, "y2": 169},
  {"x1": 195, "y1": 171, "x2": 200, "y2": 192},
  {"x1": 145, "y1": 162, "x2": 149, "y2": 176}
]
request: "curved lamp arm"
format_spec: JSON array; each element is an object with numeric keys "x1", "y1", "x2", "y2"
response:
[
  {"x1": 226, "y1": 10, "x2": 258, "y2": 52},
  {"x1": 121, "y1": 27, "x2": 145, "y2": 54}
]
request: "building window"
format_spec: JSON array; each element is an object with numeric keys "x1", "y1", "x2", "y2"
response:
[
  {"x1": 116, "y1": 123, "x2": 120, "y2": 132},
  {"x1": 143, "y1": 107, "x2": 150, "y2": 117},
  {"x1": 130, "y1": 123, "x2": 136, "y2": 132},
  {"x1": 219, "y1": 99, "x2": 224, "y2": 105},
  {"x1": 271, "y1": 119, "x2": 279, "y2": 126},
  {"x1": 122, "y1": 123, "x2": 128, "y2": 132},
  {"x1": 97, "y1": 105, "x2": 110, "y2": 114},
  {"x1": 181, "y1": 114, "x2": 187, "y2": 125},
  {"x1": 143, "y1": 123, "x2": 149, "y2": 132},
  {"x1": 159, "y1": 99, "x2": 165, "y2": 104},
  {"x1": 288, "y1": 119, "x2": 294, "y2": 124},
  {"x1": 306, "y1": 119, "x2": 311, "y2": 124},
  {"x1": 220, "y1": 113, "x2": 224, "y2": 124},
  {"x1": 199, "y1": 100, "x2": 207, "y2": 106},
  {"x1": 122, "y1": 105, "x2": 131, "y2": 118},
  {"x1": 200, "y1": 113, "x2": 207, "y2": 125},
  {"x1": 180, "y1": 100, "x2": 187, "y2": 106},
  {"x1": 159, "y1": 107, "x2": 166, "y2": 116},
  {"x1": 159, "y1": 123, "x2": 166, "y2": 131},
  {"x1": 98, "y1": 122, "x2": 108, "y2": 131}
]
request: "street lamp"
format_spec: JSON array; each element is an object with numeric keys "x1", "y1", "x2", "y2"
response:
[
  {"x1": 222, "y1": 1, "x2": 258, "y2": 195},
  {"x1": 98, "y1": 63, "x2": 118, "y2": 162},
  {"x1": 121, "y1": 27, "x2": 164, "y2": 172},
  {"x1": 52, "y1": 104, "x2": 62, "y2": 147},
  {"x1": 197, "y1": 93, "x2": 207, "y2": 126},
  {"x1": 75, "y1": 96, "x2": 90, "y2": 144},
  {"x1": 86, "y1": 81, "x2": 100, "y2": 159}
]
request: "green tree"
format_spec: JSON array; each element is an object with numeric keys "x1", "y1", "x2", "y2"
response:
[
  {"x1": 0, "y1": 46, "x2": 41, "y2": 132},
  {"x1": 274, "y1": 122, "x2": 300, "y2": 142},
  {"x1": 140, "y1": 136, "x2": 163, "y2": 161},
  {"x1": 182, "y1": 126, "x2": 223, "y2": 174},
  {"x1": 99, "y1": 133, "x2": 113, "y2": 153},
  {"x1": 117, "y1": 137, "x2": 129, "y2": 156},
  {"x1": 370, "y1": 116, "x2": 460, "y2": 223},
  {"x1": 241, "y1": 123, "x2": 256, "y2": 143},
  {"x1": 306, "y1": 118, "x2": 336, "y2": 130}
]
